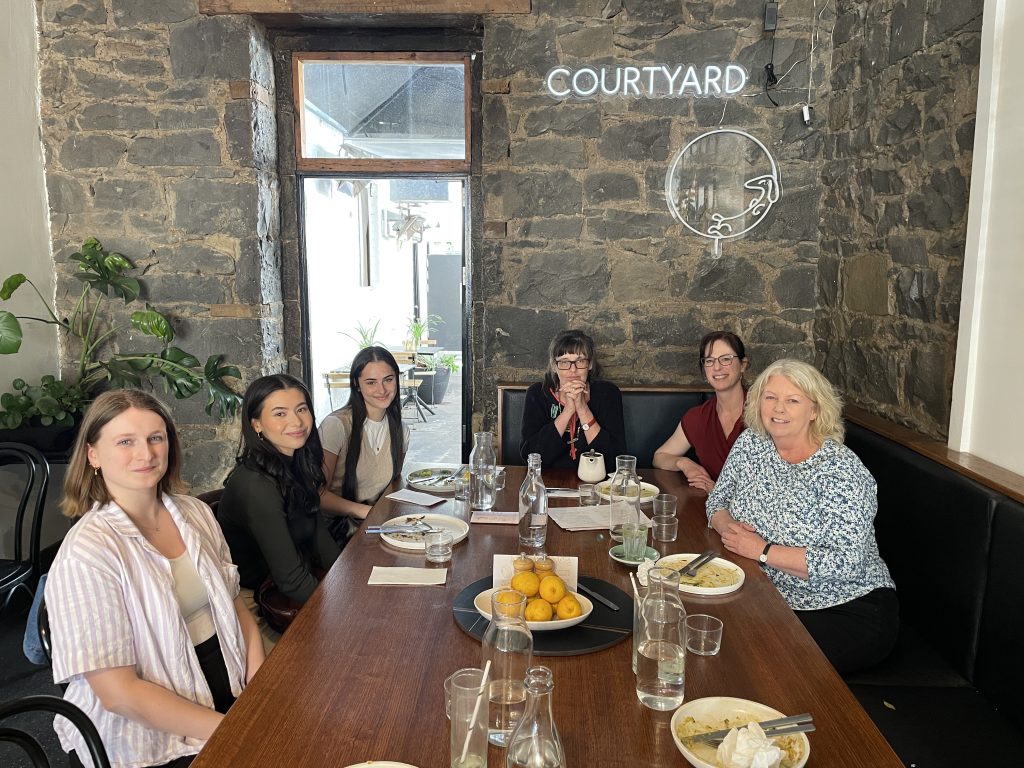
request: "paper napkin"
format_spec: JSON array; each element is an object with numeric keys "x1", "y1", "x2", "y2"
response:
[
  {"x1": 385, "y1": 488, "x2": 447, "y2": 507},
  {"x1": 470, "y1": 510, "x2": 518, "y2": 524},
  {"x1": 367, "y1": 566, "x2": 448, "y2": 586},
  {"x1": 548, "y1": 502, "x2": 652, "y2": 531}
]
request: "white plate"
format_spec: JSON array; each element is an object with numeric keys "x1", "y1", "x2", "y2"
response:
[
  {"x1": 671, "y1": 697, "x2": 810, "y2": 768},
  {"x1": 654, "y1": 554, "x2": 745, "y2": 596},
  {"x1": 343, "y1": 763, "x2": 420, "y2": 768},
  {"x1": 609, "y1": 544, "x2": 660, "y2": 565},
  {"x1": 379, "y1": 514, "x2": 469, "y2": 551},
  {"x1": 405, "y1": 466, "x2": 461, "y2": 493},
  {"x1": 474, "y1": 587, "x2": 593, "y2": 631},
  {"x1": 594, "y1": 480, "x2": 660, "y2": 502}
]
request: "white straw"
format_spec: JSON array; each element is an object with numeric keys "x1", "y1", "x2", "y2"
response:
[
  {"x1": 460, "y1": 660, "x2": 491, "y2": 765},
  {"x1": 629, "y1": 571, "x2": 639, "y2": 598}
]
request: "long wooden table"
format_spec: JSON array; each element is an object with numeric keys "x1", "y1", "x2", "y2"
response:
[{"x1": 193, "y1": 468, "x2": 901, "y2": 767}]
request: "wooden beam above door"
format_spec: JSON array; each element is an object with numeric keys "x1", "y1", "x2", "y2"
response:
[{"x1": 198, "y1": 0, "x2": 531, "y2": 14}]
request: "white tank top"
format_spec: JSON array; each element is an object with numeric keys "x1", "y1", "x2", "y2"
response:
[{"x1": 168, "y1": 551, "x2": 216, "y2": 645}]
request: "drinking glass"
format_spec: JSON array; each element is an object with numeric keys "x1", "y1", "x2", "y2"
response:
[
  {"x1": 621, "y1": 521, "x2": 649, "y2": 561},
  {"x1": 652, "y1": 493, "x2": 677, "y2": 517},
  {"x1": 449, "y1": 668, "x2": 488, "y2": 768},
  {"x1": 578, "y1": 483, "x2": 597, "y2": 506},
  {"x1": 652, "y1": 514, "x2": 678, "y2": 542},
  {"x1": 685, "y1": 614, "x2": 723, "y2": 656},
  {"x1": 425, "y1": 531, "x2": 454, "y2": 563},
  {"x1": 445, "y1": 667, "x2": 480, "y2": 720}
]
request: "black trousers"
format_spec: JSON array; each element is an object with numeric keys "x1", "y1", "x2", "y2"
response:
[
  {"x1": 795, "y1": 587, "x2": 900, "y2": 675},
  {"x1": 70, "y1": 634, "x2": 236, "y2": 768}
]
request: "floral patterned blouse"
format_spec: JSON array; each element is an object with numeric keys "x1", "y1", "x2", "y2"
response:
[{"x1": 706, "y1": 430, "x2": 895, "y2": 610}]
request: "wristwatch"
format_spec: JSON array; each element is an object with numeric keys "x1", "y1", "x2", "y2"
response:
[
  {"x1": 759, "y1": 542, "x2": 773, "y2": 564},
  {"x1": 580, "y1": 416, "x2": 597, "y2": 432}
]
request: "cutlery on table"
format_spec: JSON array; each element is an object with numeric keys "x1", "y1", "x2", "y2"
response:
[
  {"x1": 366, "y1": 521, "x2": 434, "y2": 535},
  {"x1": 679, "y1": 549, "x2": 717, "y2": 578},
  {"x1": 686, "y1": 713, "x2": 814, "y2": 746},
  {"x1": 425, "y1": 466, "x2": 464, "y2": 486},
  {"x1": 577, "y1": 582, "x2": 619, "y2": 612}
]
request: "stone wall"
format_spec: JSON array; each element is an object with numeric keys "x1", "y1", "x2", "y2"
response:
[
  {"x1": 36, "y1": 0, "x2": 282, "y2": 488},
  {"x1": 816, "y1": 0, "x2": 982, "y2": 438},
  {"x1": 474, "y1": 0, "x2": 830, "y2": 433}
]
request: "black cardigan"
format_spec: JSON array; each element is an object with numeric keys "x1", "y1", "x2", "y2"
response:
[{"x1": 519, "y1": 380, "x2": 627, "y2": 471}]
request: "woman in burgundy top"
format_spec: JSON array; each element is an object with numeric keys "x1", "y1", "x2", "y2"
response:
[{"x1": 653, "y1": 331, "x2": 748, "y2": 492}]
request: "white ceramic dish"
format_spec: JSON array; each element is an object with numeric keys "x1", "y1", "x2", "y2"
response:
[
  {"x1": 608, "y1": 544, "x2": 660, "y2": 565},
  {"x1": 474, "y1": 587, "x2": 593, "y2": 631},
  {"x1": 405, "y1": 466, "x2": 462, "y2": 493},
  {"x1": 670, "y1": 696, "x2": 810, "y2": 768},
  {"x1": 379, "y1": 514, "x2": 469, "y2": 551},
  {"x1": 343, "y1": 763, "x2": 420, "y2": 768},
  {"x1": 654, "y1": 554, "x2": 745, "y2": 596},
  {"x1": 594, "y1": 480, "x2": 660, "y2": 502}
]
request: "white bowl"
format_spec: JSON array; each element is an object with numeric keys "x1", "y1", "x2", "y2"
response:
[
  {"x1": 670, "y1": 697, "x2": 810, "y2": 768},
  {"x1": 473, "y1": 587, "x2": 592, "y2": 631}
]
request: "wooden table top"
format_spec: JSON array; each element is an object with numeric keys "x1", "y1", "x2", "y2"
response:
[{"x1": 193, "y1": 467, "x2": 901, "y2": 768}]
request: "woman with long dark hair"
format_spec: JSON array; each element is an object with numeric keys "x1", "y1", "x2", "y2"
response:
[
  {"x1": 47, "y1": 389, "x2": 263, "y2": 768},
  {"x1": 319, "y1": 346, "x2": 409, "y2": 539},
  {"x1": 218, "y1": 374, "x2": 340, "y2": 614}
]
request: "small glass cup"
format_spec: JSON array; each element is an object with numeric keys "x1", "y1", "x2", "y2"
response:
[
  {"x1": 578, "y1": 483, "x2": 597, "y2": 506},
  {"x1": 652, "y1": 493, "x2": 678, "y2": 517},
  {"x1": 454, "y1": 472, "x2": 470, "y2": 502},
  {"x1": 449, "y1": 667, "x2": 488, "y2": 768},
  {"x1": 444, "y1": 667, "x2": 480, "y2": 720},
  {"x1": 685, "y1": 614, "x2": 724, "y2": 656},
  {"x1": 652, "y1": 514, "x2": 678, "y2": 542},
  {"x1": 425, "y1": 530, "x2": 454, "y2": 563},
  {"x1": 621, "y1": 521, "x2": 649, "y2": 561}
]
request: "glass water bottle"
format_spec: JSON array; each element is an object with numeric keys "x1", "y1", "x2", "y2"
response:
[
  {"x1": 606, "y1": 454, "x2": 641, "y2": 542},
  {"x1": 481, "y1": 589, "x2": 534, "y2": 746},
  {"x1": 518, "y1": 453, "x2": 548, "y2": 555},
  {"x1": 506, "y1": 666, "x2": 566, "y2": 768},
  {"x1": 470, "y1": 431, "x2": 498, "y2": 510},
  {"x1": 634, "y1": 566, "x2": 686, "y2": 711}
]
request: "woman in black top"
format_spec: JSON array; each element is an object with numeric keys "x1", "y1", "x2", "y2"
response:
[
  {"x1": 520, "y1": 329, "x2": 626, "y2": 471},
  {"x1": 219, "y1": 374, "x2": 340, "y2": 607}
]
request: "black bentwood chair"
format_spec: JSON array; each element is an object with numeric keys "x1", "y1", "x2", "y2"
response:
[
  {"x1": 0, "y1": 695, "x2": 111, "y2": 768},
  {"x1": 0, "y1": 442, "x2": 50, "y2": 615}
]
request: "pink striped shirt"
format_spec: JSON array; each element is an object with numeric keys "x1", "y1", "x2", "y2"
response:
[{"x1": 46, "y1": 495, "x2": 247, "y2": 768}]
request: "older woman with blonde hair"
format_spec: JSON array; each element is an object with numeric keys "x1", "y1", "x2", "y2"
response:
[{"x1": 706, "y1": 359, "x2": 897, "y2": 674}]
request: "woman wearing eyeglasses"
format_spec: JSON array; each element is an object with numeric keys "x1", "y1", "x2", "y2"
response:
[
  {"x1": 520, "y1": 329, "x2": 626, "y2": 471},
  {"x1": 653, "y1": 331, "x2": 748, "y2": 492}
]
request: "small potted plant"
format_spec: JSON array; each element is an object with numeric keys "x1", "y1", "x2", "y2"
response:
[
  {"x1": 0, "y1": 237, "x2": 242, "y2": 453},
  {"x1": 416, "y1": 352, "x2": 460, "y2": 405}
]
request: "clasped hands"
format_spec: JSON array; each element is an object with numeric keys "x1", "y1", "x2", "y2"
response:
[
  {"x1": 712, "y1": 509, "x2": 765, "y2": 561},
  {"x1": 557, "y1": 381, "x2": 591, "y2": 418}
]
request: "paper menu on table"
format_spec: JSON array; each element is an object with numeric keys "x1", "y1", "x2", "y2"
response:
[
  {"x1": 492, "y1": 554, "x2": 578, "y2": 592},
  {"x1": 548, "y1": 502, "x2": 651, "y2": 531},
  {"x1": 470, "y1": 510, "x2": 517, "y2": 524},
  {"x1": 384, "y1": 488, "x2": 446, "y2": 506}
]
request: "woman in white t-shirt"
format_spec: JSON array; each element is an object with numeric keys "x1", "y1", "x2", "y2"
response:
[
  {"x1": 319, "y1": 346, "x2": 410, "y2": 543},
  {"x1": 46, "y1": 390, "x2": 264, "y2": 768}
]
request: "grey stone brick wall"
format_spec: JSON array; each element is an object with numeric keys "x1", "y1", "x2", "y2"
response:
[
  {"x1": 36, "y1": 0, "x2": 282, "y2": 489},
  {"x1": 817, "y1": 0, "x2": 982, "y2": 438}
]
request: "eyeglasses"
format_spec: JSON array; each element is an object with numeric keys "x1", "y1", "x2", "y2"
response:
[
  {"x1": 701, "y1": 354, "x2": 740, "y2": 368},
  {"x1": 555, "y1": 358, "x2": 590, "y2": 370}
]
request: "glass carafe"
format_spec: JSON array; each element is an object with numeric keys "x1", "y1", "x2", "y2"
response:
[
  {"x1": 518, "y1": 453, "x2": 548, "y2": 556},
  {"x1": 635, "y1": 566, "x2": 686, "y2": 711},
  {"x1": 470, "y1": 431, "x2": 498, "y2": 511},
  {"x1": 605, "y1": 454, "x2": 641, "y2": 542},
  {"x1": 481, "y1": 589, "x2": 534, "y2": 747},
  {"x1": 506, "y1": 666, "x2": 566, "y2": 768}
]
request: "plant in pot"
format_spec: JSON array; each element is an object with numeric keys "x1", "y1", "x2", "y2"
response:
[
  {"x1": 0, "y1": 237, "x2": 243, "y2": 453},
  {"x1": 342, "y1": 319, "x2": 381, "y2": 350},
  {"x1": 407, "y1": 314, "x2": 443, "y2": 351},
  {"x1": 416, "y1": 352, "x2": 460, "y2": 405}
]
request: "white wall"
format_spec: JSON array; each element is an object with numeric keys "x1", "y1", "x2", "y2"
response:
[
  {"x1": 0, "y1": 0, "x2": 55, "y2": 384},
  {"x1": 949, "y1": 0, "x2": 1024, "y2": 474}
]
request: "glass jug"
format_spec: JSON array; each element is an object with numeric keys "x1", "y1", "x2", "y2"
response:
[
  {"x1": 518, "y1": 453, "x2": 548, "y2": 556},
  {"x1": 605, "y1": 454, "x2": 641, "y2": 542},
  {"x1": 481, "y1": 589, "x2": 534, "y2": 746},
  {"x1": 634, "y1": 566, "x2": 686, "y2": 711},
  {"x1": 506, "y1": 666, "x2": 566, "y2": 768},
  {"x1": 470, "y1": 431, "x2": 498, "y2": 511}
]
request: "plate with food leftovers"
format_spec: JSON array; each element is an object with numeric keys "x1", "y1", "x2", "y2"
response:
[{"x1": 654, "y1": 554, "x2": 745, "y2": 596}]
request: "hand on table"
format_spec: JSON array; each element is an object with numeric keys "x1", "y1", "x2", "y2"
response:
[
  {"x1": 678, "y1": 458, "x2": 714, "y2": 492},
  {"x1": 717, "y1": 515, "x2": 765, "y2": 562}
]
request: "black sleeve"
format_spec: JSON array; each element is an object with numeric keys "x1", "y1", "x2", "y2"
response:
[
  {"x1": 519, "y1": 383, "x2": 571, "y2": 466},
  {"x1": 586, "y1": 382, "x2": 626, "y2": 469}
]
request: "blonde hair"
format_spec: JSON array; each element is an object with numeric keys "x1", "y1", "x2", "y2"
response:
[
  {"x1": 61, "y1": 390, "x2": 186, "y2": 518},
  {"x1": 743, "y1": 359, "x2": 845, "y2": 446}
]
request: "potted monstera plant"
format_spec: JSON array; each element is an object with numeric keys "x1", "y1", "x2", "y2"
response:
[{"x1": 0, "y1": 237, "x2": 242, "y2": 454}]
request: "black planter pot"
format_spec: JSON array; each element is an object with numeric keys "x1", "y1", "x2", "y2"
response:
[
  {"x1": 0, "y1": 420, "x2": 79, "y2": 462},
  {"x1": 416, "y1": 367, "x2": 452, "y2": 405}
]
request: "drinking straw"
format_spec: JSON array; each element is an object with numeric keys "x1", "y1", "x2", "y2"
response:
[
  {"x1": 460, "y1": 660, "x2": 491, "y2": 764},
  {"x1": 629, "y1": 571, "x2": 639, "y2": 598}
]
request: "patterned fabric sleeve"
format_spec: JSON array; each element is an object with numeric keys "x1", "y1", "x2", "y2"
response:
[
  {"x1": 803, "y1": 459, "x2": 879, "y2": 585},
  {"x1": 705, "y1": 429, "x2": 750, "y2": 523}
]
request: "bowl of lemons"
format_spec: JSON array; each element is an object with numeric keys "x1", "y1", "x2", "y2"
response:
[{"x1": 474, "y1": 570, "x2": 593, "y2": 631}]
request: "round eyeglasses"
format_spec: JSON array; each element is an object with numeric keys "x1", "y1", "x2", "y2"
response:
[
  {"x1": 701, "y1": 354, "x2": 739, "y2": 368},
  {"x1": 555, "y1": 358, "x2": 590, "y2": 370}
]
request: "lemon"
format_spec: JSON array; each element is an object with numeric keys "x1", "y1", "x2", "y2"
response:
[
  {"x1": 555, "y1": 594, "x2": 583, "y2": 620},
  {"x1": 525, "y1": 598, "x2": 553, "y2": 622},
  {"x1": 492, "y1": 589, "x2": 525, "y2": 618},
  {"x1": 538, "y1": 574, "x2": 567, "y2": 605},
  {"x1": 510, "y1": 571, "x2": 541, "y2": 598}
]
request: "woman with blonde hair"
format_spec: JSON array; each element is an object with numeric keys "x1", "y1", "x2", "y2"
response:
[
  {"x1": 706, "y1": 359, "x2": 897, "y2": 674},
  {"x1": 47, "y1": 390, "x2": 264, "y2": 768}
]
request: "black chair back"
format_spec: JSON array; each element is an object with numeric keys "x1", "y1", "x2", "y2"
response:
[
  {"x1": 0, "y1": 694, "x2": 110, "y2": 768},
  {"x1": 0, "y1": 442, "x2": 50, "y2": 614},
  {"x1": 196, "y1": 488, "x2": 224, "y2": 518}
]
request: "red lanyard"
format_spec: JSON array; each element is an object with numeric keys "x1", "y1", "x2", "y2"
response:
[{"x1": 549, "y1": 387, "x2": 579, "y2": 460}]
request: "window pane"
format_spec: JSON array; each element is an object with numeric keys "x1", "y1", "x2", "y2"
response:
[{"x1": 300, "y1": 60, "x2": 466, "y2": 161}]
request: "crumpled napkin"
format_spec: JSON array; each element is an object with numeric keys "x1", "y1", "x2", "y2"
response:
[
  {"x1": 717, "y1": 721, "x2": 783, "y2": 768},
  {"x1": 636, "y1": 557, "x2": 660, "y2": 587}
]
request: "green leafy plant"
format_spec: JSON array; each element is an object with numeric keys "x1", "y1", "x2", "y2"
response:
[
  {"x1": 342, "y1": 319, "x2": 381, "y2": 349},
  {"x1": 0, "y1": 237, "x2": 242, "y2": 429},
  {"x1": 407, "y1": 314, "x2": 443, "y2": 348},
  {"x1": 436, "y1": 352, "x2": 460, "y2": 373}
]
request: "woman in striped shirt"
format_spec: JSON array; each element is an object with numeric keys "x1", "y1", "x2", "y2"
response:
[{"x1": 46, "y1": 390, "x2": 265, "y2": 768}]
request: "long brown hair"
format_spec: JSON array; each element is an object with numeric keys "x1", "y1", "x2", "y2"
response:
[{"x1": 61, "y1": 390, "x2": 186, "y2": 518}]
